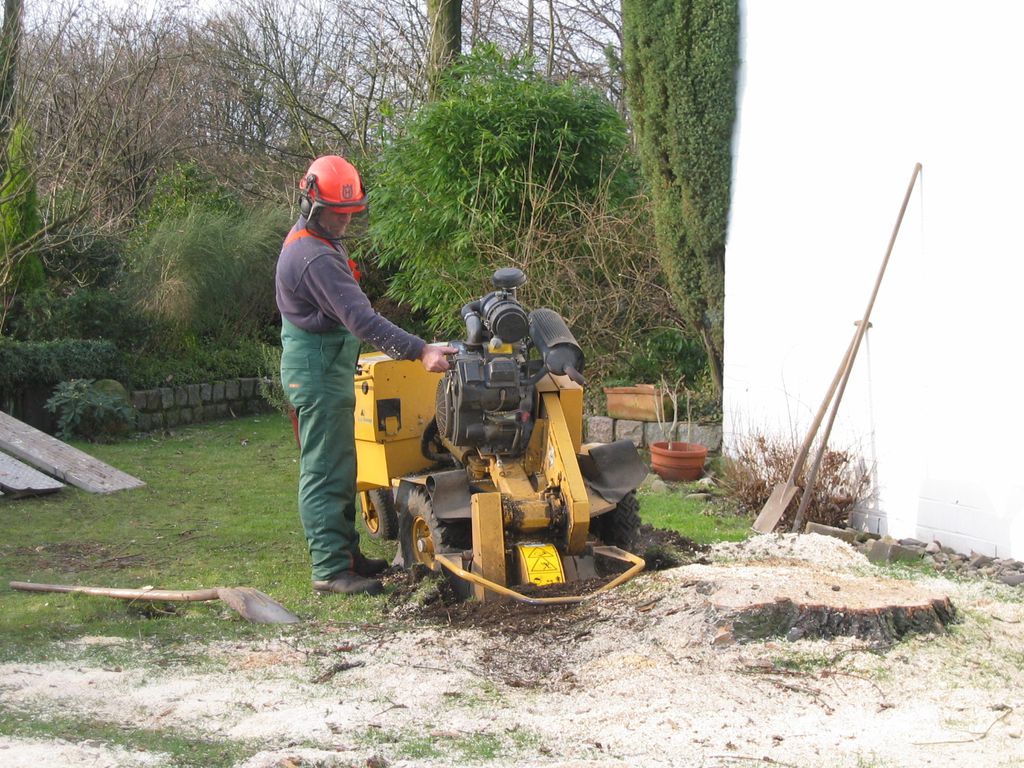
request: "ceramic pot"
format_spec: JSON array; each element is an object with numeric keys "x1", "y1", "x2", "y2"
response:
[{"x1": 649, "y1": 441, "x2": 707, "y2": 481}]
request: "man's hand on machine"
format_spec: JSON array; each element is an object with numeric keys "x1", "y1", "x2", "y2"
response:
[{"x1": 420, "y1": 343, "x2": 458, "y2": 372}]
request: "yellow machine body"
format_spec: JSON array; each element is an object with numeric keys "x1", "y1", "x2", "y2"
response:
[
  {"x1": 353, "y1": 353, "x2": 441, "y2": 491},
  {"x1": 353, "y1": 348, "x2": 646, "y2": 604}
]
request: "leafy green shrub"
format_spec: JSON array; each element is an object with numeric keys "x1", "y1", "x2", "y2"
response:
[
  {"x1": 256, "y1": 342, "x2": 290, "y2": 416},
  {"x1": 7, "y1": 287, "x2": 151, "y2": 349},
  {"x1": 125, "y1": 205, "x2": 288, "y2": 346},
  {"x1": 45, "y1": 378, "x2": 137, "y2": 442},
  {"x1": 371, "y1": 45, "x2": 632, "y2": 336},
  {"x1": 0, "y1": 338, "x2": 126, "y2": 398},
  {"x1": 1, "y1": 122, "x2": 45, "y2": 316},
  {"x1": 41, "y1": 231, "x2": 127, "y2": 290},
  {"x1": 138, "y1": 161, "x2": 244, "y2": 234},
  {"x1": 127, "y1": 338, "x2": 269, "y2": 389}
]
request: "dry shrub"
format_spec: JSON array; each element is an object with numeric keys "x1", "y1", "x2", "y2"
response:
[{"x1": 720, "y1": 431, "x2": 871, "y2": 530}]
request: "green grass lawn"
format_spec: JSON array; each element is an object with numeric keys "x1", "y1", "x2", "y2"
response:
[
  {"x1": 1, "y1": 414, "x2": 750, "y2": 655},
  {"x1": 638, "y1": 485, "x2": 753, "y2": 545}
]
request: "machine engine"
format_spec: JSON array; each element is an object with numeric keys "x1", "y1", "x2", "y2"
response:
[{"x1": 435, "y1": 268, "x2": 584, "y2": 457}]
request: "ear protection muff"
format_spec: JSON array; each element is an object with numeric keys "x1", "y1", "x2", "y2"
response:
[{"x1": 298, "y1": 174, "x2": 317, "y2": 218}]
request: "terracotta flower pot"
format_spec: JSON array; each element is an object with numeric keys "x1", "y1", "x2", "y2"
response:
[
  {"x1": 649, "y1": 441, "x2": 708, "y2": 481},
  {"x1": 603, "y1": 384, "x2": 673, "y2": 422}
]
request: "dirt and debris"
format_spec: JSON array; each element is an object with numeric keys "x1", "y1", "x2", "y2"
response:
[
  {"x1": 635, "y1": 523, "x2": 710, "y2": 570},
  {"x1": 381, "y1": 526, "x2": 708, "y2": 635},
  {"x1": 3, "y1": 531, "x2": 1023, "y2": 767}
]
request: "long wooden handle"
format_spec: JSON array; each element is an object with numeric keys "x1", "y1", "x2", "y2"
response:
[
  {"x1": 9, "y1": 581, "x2": 221, "y2": 602},
  {"x1": 790, "y1": 162, "x2": 923, "y2": 532},
  {"x1": 786, "y1": 326, "x2": 860, "y2": 486}
]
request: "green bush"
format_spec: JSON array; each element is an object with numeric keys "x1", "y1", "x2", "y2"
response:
[
  {"x1": 0, "y1": 338, "x2": 126, "y2": 398},
  {"x1": 138, "y1": 161, "x2": 244, "y2": 234},
  {"x1": 45, "y1": 378, "x2": 137, "y2": 442},
  {"x1": 1, "y1": 122, "x2": 45, "y2": 312},
  {"x1": 370, "y1": 45, "x2": 632, "y2": 336},
  {"x1": 42, "y1": 232, "x2": 127, "y2": 289},
  {"x1": 125, "y1": 205, "x2": 288, "y2": 346},
  {"x1": 256, "y1": 341, "x2": 290, "y2": 417},
  {"x1": 127, "y1": 338, "x2": 269, "y2": 389},
  {"x1": 7, "y1": 287, "x2": 151, "y2": 349}
]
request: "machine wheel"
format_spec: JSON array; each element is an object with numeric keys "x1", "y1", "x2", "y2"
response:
[
  {"x1": 399, "y1": 489, "x2": 472, "y2": 570},
  {"x1": 362, "y1": 488, "x2": 399, "y2": 540},
  {"x1": 590, "y1": 491, "x2": 642, "y2": 551}
]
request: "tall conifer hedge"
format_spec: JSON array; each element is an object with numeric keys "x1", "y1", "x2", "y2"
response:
[{"x1": 622, "y1": 0, "x2": 739, "y2": 396}]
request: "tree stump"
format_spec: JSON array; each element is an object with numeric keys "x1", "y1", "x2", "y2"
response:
[{"x1": 680, "y1": 563, "x2": 957, "y2": 644}]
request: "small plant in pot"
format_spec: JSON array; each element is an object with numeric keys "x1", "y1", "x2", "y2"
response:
[{"x1": 649, "y1": 377, "x2": 708, "y2": 481}]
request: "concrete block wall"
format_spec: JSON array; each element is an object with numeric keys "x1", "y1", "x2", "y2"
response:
[
  {"x1": 585, "y1": 415, "x2": 722, "y2": 452},
  {"x1": 130, "y1": 377, "x2": 273, "y2": 432}
]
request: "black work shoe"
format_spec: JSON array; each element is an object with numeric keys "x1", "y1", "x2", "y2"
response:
[
  {"x1": 352, "y1": 551, "x2": 388, "y2": 577},
  {"x1": 312, "y1": 570, "x2": 383, "y2": 596}
]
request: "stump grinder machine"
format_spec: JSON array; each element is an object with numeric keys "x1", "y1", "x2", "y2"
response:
[{"x1": 354, "y1": 268, "x2": 648, "y2": 604}]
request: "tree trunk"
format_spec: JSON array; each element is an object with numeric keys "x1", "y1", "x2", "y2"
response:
[
  {"x1": 427, "y1": 0, "x2": 462, "y2": 97},
  {"x1": 0, "y1": 0, "x2": 22, "y2": 165},
  {"x1": 526, "y1": 0, "x2": 534, "y2": 58},
  {"x1": 545, "y1": 0, "x2": 555, "y2": 78}
]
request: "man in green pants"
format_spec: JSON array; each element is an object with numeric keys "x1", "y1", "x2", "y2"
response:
[{"x1": 275, "y1": 155, "x2": 454, "y2": 595}]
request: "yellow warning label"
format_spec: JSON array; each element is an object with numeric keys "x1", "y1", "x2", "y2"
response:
[{"x1": 517, "y1": 544, "x2": 565, "y2": 586}]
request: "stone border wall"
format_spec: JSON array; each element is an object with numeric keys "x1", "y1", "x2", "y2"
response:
[
  {"x1": 585, "y1": 416, "x2": 722, "y2": 452},
  {"x1": 130, "y1": 378, "x2": 272, "y2": 432}
]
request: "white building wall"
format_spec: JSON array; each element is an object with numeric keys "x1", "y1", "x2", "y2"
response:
[{"x1": 725, "y1": 1, "x2": 1024, "y2": 557}]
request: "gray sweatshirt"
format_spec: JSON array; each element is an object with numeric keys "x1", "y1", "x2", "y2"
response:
[{"x1": 274, "y1": 218, "x2": 426, "y2": 361}]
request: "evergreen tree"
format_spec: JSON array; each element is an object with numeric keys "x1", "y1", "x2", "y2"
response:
[
  {"x1": 1, "y1": 121, "x2": 44, "y2": 326},
  {"x1": 622, "y1": 0, "x2": 739, "y2": 397}
]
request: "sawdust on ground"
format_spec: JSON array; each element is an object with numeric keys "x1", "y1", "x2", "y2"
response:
[{"x1": 2, "y1": 532, "x2": 1023, "y2": 768}]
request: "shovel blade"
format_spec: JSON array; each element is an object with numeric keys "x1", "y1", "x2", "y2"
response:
[
  {"x1": 216, "y1": 587, "x2": 301, "y2": 624},
  {"x1": 752, "y1": 483, "x2": 800, "y2": 534}
]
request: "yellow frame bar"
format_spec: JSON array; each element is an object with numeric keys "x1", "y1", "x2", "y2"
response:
[{"x1": 433, "y1": 546, "x2": 645, "y2": 606}]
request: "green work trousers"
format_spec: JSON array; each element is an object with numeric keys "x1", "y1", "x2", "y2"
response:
[{"x1": 280, "y1": 317, "x2": 361, "y2": 581}]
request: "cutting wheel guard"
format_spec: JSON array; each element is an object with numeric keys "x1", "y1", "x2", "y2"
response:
[{"x1": 431, "y1": 546, "x2": 645, "y2": 606}]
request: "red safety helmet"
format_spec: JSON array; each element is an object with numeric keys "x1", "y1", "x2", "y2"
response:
[{"x1": 298, "y1": 155, "x2": 368, "y2": 218}]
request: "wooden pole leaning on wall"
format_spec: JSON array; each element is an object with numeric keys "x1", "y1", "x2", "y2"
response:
[{"x1": 789, "y1": 162, "x2": 923, "y2": 533}]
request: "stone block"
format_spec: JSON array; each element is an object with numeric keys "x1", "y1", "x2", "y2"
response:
[
  {"x1": 160, "y1": 387, "x2": 174, "y2": 409},
  {"x1": 187, "y1": 384, "x2": 201, "y2": 407},
  {"x1": 614, "y1": 419, "x2": 645, "y2": 447},
  {"x1": 165, "y1": 409, "x2": 180, "y2": 428},
  {"x1": 225, "y1": 379, "x2": 240, "y2": 401},
  {"x1": 689, "y1": 424, "x2": 723, "y2": 452},
  {"x1": 212, "y1": 381, "x2": 226, "y2": 402},
  {"x1": 175, "y1": 387, "x2": 188, "y2": 407},
  {"x1": 131, "y1": 390, "x2": 149, "y2": 410},
  {"x1": 645, "y1": 421, "x2": 676, "y2": 445},
  {"x1": 586, "y1": 416, "x2": 614, "y2": 443},
  {"x1": 805, "y1": 522, "x2": 860, "y2": 545},
  {"x1": 240, "y1": 378, "x2": 257, "y2": 398},
  {"x1": 998, "y1": 572, "x2": 1024, "y2": 587},
  {"x1": 192, "y1": 405, "x2": 204, "y2": 422},
  {"x1": 863, "y1": 538, "x2": 923, "y2": 565},
  {"x1": 146, "y1": 391, "x2": 162, "y2": 411},
  {"x1": 179, "y1": 408, "x2": 193, "y2": 425},
  {"x1": 200, "y1": 383, "x2": 212, "y2": 403}
]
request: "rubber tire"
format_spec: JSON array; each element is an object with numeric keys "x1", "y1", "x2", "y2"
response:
[
  {"x1": 398, "y1": 489, "x2": 472, "y2": 568},
  {"x1": 398, "y1": 489, "x2": 473, "y2": 600},
  {"x1": 365, "y1": 488, "x2": 399, "y2": 541},
  {"x1": 590, "y1": 491, "x2": 642, "y2": 551}
]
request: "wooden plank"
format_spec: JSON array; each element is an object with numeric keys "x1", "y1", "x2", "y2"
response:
[
  {"x1": 0, "y1": 451, "x2": 65, "y2": 498},
  {"x1": 0, "y1": 411, "x2": 144, "y2": 494}
]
